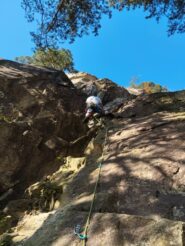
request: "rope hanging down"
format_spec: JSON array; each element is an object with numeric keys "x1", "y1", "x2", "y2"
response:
[{"x1": 75, "y1": 127, "x2": 108, "y2": 246}]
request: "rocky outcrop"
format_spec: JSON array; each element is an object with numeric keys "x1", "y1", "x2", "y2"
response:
[
  {"x1": 11, "y1": 106, "x2": 185, "y2": 245},
  {"x1": 0, "y1": 60, "x2": 88, "y2": 201},
  {"x1": 127, "y1": 87, "x2": 144, "y2": 95},
  {"x1": 68, "y1": 72, "x2": 131, "y2": 105},
  {"x1": 1, "y1": 63, "x2": 185, "y2": 245},
  {"x1": 116, "y1": 90, "x2": 185, "y2": 118}
]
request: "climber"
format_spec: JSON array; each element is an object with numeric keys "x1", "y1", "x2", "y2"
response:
[{"x1": 83, "y1": 95, "x2": 104, "y2": 123}]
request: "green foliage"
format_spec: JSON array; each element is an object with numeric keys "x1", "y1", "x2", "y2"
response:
[
  {"x1": 0, "y1": 115, "x2": 12, "y2": 124},
  {"x1": 0, "y1": 215, "x2": 12, "y2": 236},
  {"x1": 15, "y1": 56, "x2": 33, "y2": 64},
  {"x1": 0, "y1": 234, "x2": 12, "y2": 246},
  {"x1": 15, "y1": 48, "x2": 75, "y2": 72},
  {"x1": 130, "y1": 81, "x2": 168, "y2": 94},
  {"x1": 21, "y1": 0, "x2": 185, "y2": 48}
]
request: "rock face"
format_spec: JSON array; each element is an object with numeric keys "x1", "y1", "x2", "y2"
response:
[
  {"x1": 116, "y1": 90, "x2": 185, "y2": 118},
  {"x1": 0, "y1": 60, "x2": 88, "y2": 199},
  {"x1": 127, "y1": 87, "x2": 144, "y2": 95},
  {"x1": 68, "y1": 72, "x2": 131, "y2": 105},
  {"x1": 12, "y1": 104, "x2": 185, "y2": 245},
  {"x1": 1, "y1": 64, "x2": 185, "y2": 246}
]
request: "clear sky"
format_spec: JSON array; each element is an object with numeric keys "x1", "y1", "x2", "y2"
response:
[{"x1": 0, "y1": 1, "x2": 184, "y2": 91}]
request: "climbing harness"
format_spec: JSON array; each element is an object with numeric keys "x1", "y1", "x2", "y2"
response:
[{"x1": 74, "y1": 127, "x2": 108, "y2": 246}]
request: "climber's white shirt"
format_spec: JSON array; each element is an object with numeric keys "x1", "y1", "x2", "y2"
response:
[{"x1": 86, "y1": 96, "x2": 102, "y2": 107}]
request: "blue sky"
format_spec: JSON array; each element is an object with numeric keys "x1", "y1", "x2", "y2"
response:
[{"x1": 0, "y1": 1, "x2": 184, "y2": 91}]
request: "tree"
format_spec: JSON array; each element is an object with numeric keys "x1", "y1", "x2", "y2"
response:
[
  {"x1": 15, "y1": 48, "x2": 75, "y2": 72},
  {"x1": 21, "y1": 0, "x2": 185, "y2": 48},
  {"x1": 130, "y1": 81, "x2": 168, "y2": 94},
  {"x1": 14, "y1": 56, "x2": 33, "y2": 65}
]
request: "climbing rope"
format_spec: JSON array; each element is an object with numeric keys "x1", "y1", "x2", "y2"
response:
[{"x1": 75, "y1": 127, "x2": 108, "y2": 246}]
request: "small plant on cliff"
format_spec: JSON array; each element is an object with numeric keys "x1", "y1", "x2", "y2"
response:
[
  {"x1": 15, "y1": 48, "x2": 75, "y2": 72},
  {"x1": 130, "y1": 81, "x2": 168, "y2": 94},
  {"x1": 0, "y1": 234, "x2": 12, "y2": 246}
]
